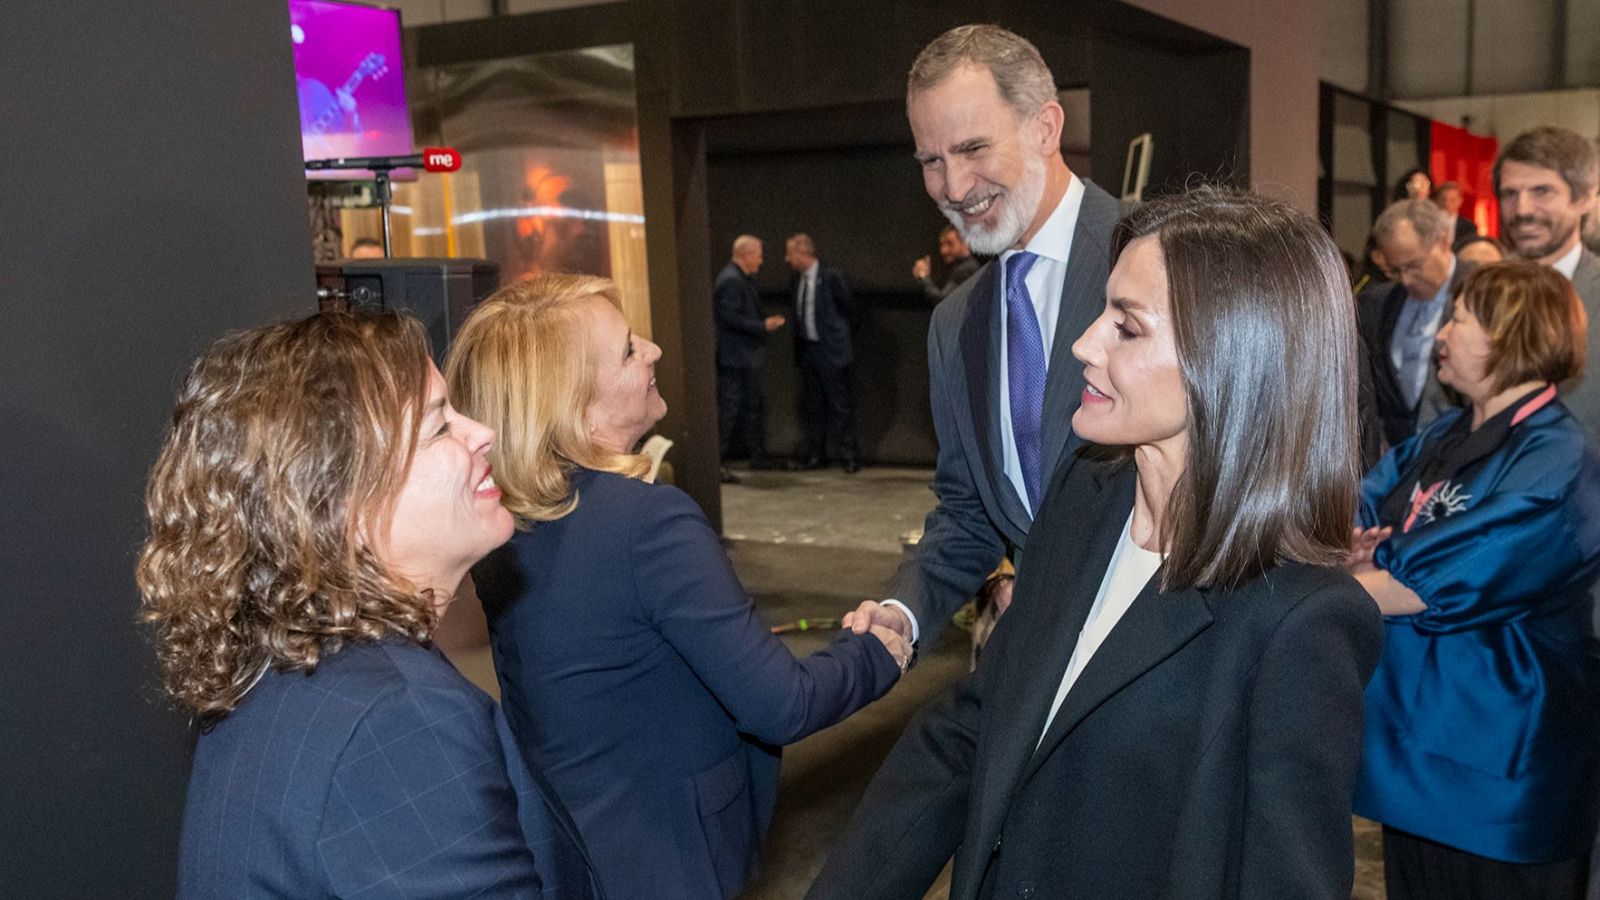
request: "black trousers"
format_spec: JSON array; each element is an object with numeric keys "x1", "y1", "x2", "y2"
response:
[
  {"x1": 1382, "y1": 826, "x2": 1588, "y2": 900},
  {"x1": 717, "y1": 365, "x2": 766, "y2": 462},
  {"x1": 797, "y1": 342, "x2": 856, "y2": 462}
]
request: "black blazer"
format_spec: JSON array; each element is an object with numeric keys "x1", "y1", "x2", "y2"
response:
[
  {"x1": 809, "y1": 455, "x2": 1383, "y2": 900},
  {"x1": 714, "y1": 261, "x2": 768, "y2": 370},
  {"x1": 791, "y1": 262, "x2": 855, "y2": 368}
]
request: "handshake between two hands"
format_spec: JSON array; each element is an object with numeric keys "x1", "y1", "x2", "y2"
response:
[{"x1": 841, "y1": 601, "x2": 915, "y2": 674}]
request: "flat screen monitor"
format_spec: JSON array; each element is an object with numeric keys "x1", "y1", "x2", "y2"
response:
[{"x1": 290, "y1": 0, "x2": 415, "y2": 179}]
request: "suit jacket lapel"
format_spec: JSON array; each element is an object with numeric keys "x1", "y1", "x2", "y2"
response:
[
  {"x1": 971, "y1": 462, "x2": 1133, "y2": 851},
  {"x1": 1377, "y1": 283, "x2": 1407, "y2": 386},
  {"x1": 1038, "y1": 183, "x2": 1118, "y2": 491},
  {"x1": 1022, "y1": 572, "x2": 1215, "y2": 785},
  {"x1": 960, "y1": 263, "x2": 1030, "y2": 534}
]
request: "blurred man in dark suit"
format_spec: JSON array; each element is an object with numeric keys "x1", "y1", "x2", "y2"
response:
[
  {"x1": 714, "y1": 235, "x2": 785, "y2": 482},
  {"x1": 785, "y1": 233, "x2": 859, "y2": 473},
  {"x1": 1429, "y1": 181, "x2": 1479, "y2": 247},
  {"x1": 914, "y1": 224, "x2": 981, "y2": 303}
]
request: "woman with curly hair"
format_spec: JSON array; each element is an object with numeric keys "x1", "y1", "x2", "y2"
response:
[{"x1": 140, "y1": 310, "x2": 600, "y2": 899}]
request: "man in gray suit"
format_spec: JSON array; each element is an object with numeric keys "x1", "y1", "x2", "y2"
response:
[
  {"x1": 1497, "y1": 128, "x2": 1600, "y2": 900},
  {"x1": 1496, "y1": 127, "x2": 1600, "y2": 437},
  {"x1": 844, "y1": 24, "x2": 1121, "y2": 650}
]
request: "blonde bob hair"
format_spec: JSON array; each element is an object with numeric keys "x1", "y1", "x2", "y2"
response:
[
  {"x1": 138, "y1": 310, "x2": 437, "y2": 724},
  {"x1": 446, "y1": 273, "x2": 650, "y2": 525}
]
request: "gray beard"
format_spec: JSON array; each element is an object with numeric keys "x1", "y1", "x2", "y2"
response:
[{"x1": 943, "y1": 154, "x2": 1047, "y2": 256}]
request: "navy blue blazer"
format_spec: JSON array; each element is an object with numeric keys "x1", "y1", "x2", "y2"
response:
[
  {"x1": 1355, "y1": 402, "x2": 1600, "y2": 863},
  {"x1": 714, "y1": 261, "x2": 768, "y2": 371},
  {"x1": 177, "y1": 639, "x2": 601, "y2": 899},
  {"x1": 791, "y1": 262, "x2": 854, "y2": 369},
  {"x1": 473, "y1": 468, "x2": 900, "y2": 900}
]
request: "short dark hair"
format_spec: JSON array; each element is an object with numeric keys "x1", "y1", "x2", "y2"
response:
[
  {"x1": 1111, "y1": 187, "x2": 1359, "y2": 591},
  {"x1": 1391, "y1": 167, "x2": 1431, "y2": 201},
  {"x1": 1494, "y1": 126, "x2": 1599, "y2": 201},
  {"x1": 1456, "y1": 259, "x2": 1586, "y2": 391}
]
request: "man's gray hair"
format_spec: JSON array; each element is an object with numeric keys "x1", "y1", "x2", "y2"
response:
[
  {"x1": 732, "y1": 234, "x2": 761, "y2": 256},
  {"x1": 907, "y1": 24, "x2": 1057, "y2": 119},
  {"x1": 1372, "y1": 199, "x2": 1453, "y2": 248}
]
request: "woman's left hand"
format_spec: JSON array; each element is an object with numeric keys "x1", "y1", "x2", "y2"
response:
[{"x1": 1345, "y1": 525, "x2": 1393, "y2": 574}]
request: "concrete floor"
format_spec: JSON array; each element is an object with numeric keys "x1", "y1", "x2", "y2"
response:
[
  {"x1": 721, "y1": 465, "x2": 963, "y2": 899},
  {"x1": 442, "y1": 464, "x2": 1385, "y2": 898}
]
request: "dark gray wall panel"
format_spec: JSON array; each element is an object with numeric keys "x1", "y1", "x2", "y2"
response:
[{"x1": 0, "y1": 2, "x2": 313, "y2": 894}]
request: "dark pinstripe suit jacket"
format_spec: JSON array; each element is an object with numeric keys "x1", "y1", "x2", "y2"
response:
[{"x1": 176, "y1": 639, "x2": 601, "y2": 899}]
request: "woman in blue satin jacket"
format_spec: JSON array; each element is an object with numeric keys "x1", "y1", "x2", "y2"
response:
[{"x1": 1349, "y1": 260, "x2": 1600, "y2": 899}]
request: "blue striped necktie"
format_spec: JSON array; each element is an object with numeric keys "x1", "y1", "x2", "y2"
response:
[{"x1": 1006, "y1": 251, "x2": 1046, "y2": 510}]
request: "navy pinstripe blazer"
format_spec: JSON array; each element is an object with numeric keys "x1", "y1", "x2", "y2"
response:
[{"x1": 176, "y1": 639, "x2": 601, "y2": 899}]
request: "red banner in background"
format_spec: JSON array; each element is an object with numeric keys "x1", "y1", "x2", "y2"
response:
[{"x1": 1430, "y1": 120, "x2": 1500, "y2": 240}]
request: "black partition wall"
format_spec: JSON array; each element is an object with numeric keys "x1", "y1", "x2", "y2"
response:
[
  {"x1": 415, "y1": 0, "x2": 1250, "y2": 529},
  {"x1": 1317, "y1": 82, "x2": 1433, "y2": 259},
  {"x1": 0, "y1": 3, "x2": 314, "y2": 895}
]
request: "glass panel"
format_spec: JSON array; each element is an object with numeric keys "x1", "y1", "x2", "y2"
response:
[
  {"x1": 1386, "y1": 108, "x2": 1423, "y2": 197},
  {"x1": 1331, "y1": 93, "x2": 1376, "y2": 186},
  {"x1": 342, "y1": 44, "x2": 652, "y2": 337}
]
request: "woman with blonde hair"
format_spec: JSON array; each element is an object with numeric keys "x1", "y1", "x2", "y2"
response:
[
  {"x1": 447, "y1": 273, "x2": 909, "y2": 900},
  {"x1": 142, "y1": 310, "x2": 599, "y2": 899}
]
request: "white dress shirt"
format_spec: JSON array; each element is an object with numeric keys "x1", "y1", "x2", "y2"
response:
[
  {"x1": 998, "y1": 174, "x2": 1085, "y2": 516},
  {"x1": 797, "y1": 260, "x2": 820, "y2": 341},
  {"x1": 1553, "y1": 241, "x2": 1583, "y2": 280},
  {"x1": 1037, "y1": 509, "x2": 1162, "y2": 746}
]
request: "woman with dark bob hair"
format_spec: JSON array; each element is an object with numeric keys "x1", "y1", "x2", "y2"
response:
[
  {"x1": 140, "y1": 310, "x2": 600, "y2": 898},
  {"x1": 445, "y1": 274, "x2": 907, "y2": 900},
  {"x1": 1351, "y1": 260, "x2": 1600, "y2": 899},
  {"x1": 809, "y1": 188, "x2": 1385, "y2": 899}
]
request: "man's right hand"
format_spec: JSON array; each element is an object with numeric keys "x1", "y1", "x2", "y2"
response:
[
  {"x1": 911, "y1": 255, "x2": 932, "y2": 280},
  {"x1": 842, "y1": 599, "x2": 913, "y2": 644},
  {"x1": 764, "y1": 314, "x2": 786, "y2": 332}
]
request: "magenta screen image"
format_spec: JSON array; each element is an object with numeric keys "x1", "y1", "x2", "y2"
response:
[{"x1": 291, "y1": 0, "x2": 415, "y2": 175}]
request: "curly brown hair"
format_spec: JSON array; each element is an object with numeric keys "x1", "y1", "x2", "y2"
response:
[{"x1": 138, "y1": 310, "x2": 436, "y2": 724}]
